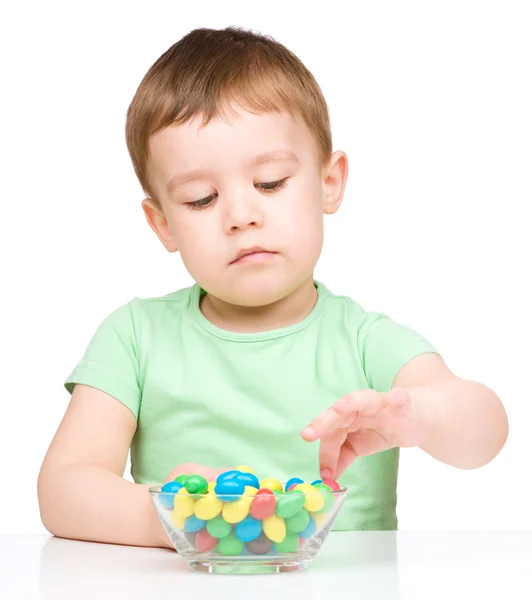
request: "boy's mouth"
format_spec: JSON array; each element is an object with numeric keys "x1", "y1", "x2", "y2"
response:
[{"x1": 230, "y1": 246, "x2": 277, "y2": 265}]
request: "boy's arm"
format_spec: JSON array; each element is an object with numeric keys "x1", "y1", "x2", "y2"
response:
[{"x1": 37, "y1": 384, "x2": 171, "y2": 549}]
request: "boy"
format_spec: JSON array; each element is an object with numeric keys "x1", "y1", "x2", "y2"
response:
[{"x1": 37, "y1": 27, "x2": 508, "y2": 550}]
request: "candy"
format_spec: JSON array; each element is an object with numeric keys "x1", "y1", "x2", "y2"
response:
[
  {"x1": 260, "y1": 477, "x2": 282, "y2": 491},
  {"x1": 173, "y1": 488, "x2": 195, "y2": 519},
  {"x1": 217, "y1": 532, "x2": 245, "y2": 556},
  {"x1": 162, "y1": 481, "x2": 183, "y2": 493},
  {"x1": 206, "y1": 515, "x2": 232, "y2": 539},
  {"x1": 285, "y1": 477, "x2": 304, "y2": 491},
  {"x1": 313, "y1": 483, "x2": 335, "y2": 512},
  {"x1": 215, "y1": 478, "x2": 246, "y2": 500},
  {"x1": 170, "y1": 510, "x2": 186, "y2": 530},
  {"x1": 246, "y1": 532, "x2": 273, "y2": 555},
  {"x1": 294, "y1": 483, "x2": 325, "y2": 512},
  {"x1": 275, "y1": 490, "x2": 306, "y2": 519},
  {"x1": 184, "y1": 515, "x2": 206, "y2": 533},
  {"x1": 310, "y1": 511, "x2": 328, "y2": 527},
  {"x1": 194, "y1": 493, "x2": 223, "y2": 520},
  {"x1": 236, "y1": 472, "x2": 260, "y2": 489},
  {"x1": 263, "y1": 513, "x2": 286, "y2": 543},
  {"x1": 273, "y1": 532, "x2": 299, "y2": 553},
  {"x1": 250, "y1": 488, "x2": 277, "y2": 520},
  {"x1": 322, "y1": 478, "x2": 341, "y2": 491},
  {"x1": 159, "y1": 481, "x2": 183, "y2": 510},
  {"x1": 235, "y1": 515, "x2": 262, "y2": 542},
  {"x1": 184, "y1": 474, "x2": 208, "y2": 495},
  {"x1": 222, "y1": 497, "x2": 251, "y2": 523},
  {"x1": 285, "y1": 508, "x2": 310, "y2": 534},
  {"x1": 196, "y1": 528, "x2": 218, "y2": 552},
  {"x1": 162, "y1": 469, "x2": 345, "y2": 557},
  {"x1": 299, "y1": 516, "x2": 317, "y2": 539}
]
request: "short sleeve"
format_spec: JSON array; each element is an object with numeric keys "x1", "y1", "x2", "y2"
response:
[
  {"x1": 358, "y1": 312, "x2": 440, "y2": 392},
  {"x1": 64, "y1": 301, "x2": 141, "y2": 418}
]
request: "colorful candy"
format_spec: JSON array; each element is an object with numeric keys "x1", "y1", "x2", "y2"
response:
[
  {"x1": 196, "y1": 528, "x2": 218, "y2": 552},
  {"x1": 250, "y1": 489, "x2": 277, "y2": 520},
  {"x1": 160, "y1": 468, "x2": 343, "y2": 557},
  {"x1": 235, "y1": 515, "x2": 262, "y2": 542},
  {"x1": 184, "y1": 474, "x2": 208, "y2": 495},
  {"x1": 217, "y1": 532, "x2": 245, "y2": 556},
  {"x1": 263, "y1": 513, "x2": 286, "y2": 543}
]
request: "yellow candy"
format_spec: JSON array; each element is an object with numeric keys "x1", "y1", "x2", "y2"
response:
[
  {"x1": 173, "y1": 487, "x2": 195, "y2": 519},
  {"x1": 310, "y1": 511, "x2": 328, "y2": 527},
  {"x1": 294, "y1": 483, "x2": 325, "y2": 512},
  {"x1": 263, "y1": 514, "x2": 286, "y2": 543},
  {"x1": 260, "y1": 478, "x2": 283, "y2": 491},
  {"x1": 170, "y1": 510, "x2": 186, "y2": 530},
  {"x1": 244, "y1": 486, "x2": 258, "y2": 497},
  {"x1": 207, "y1": 481, "x2": 216, "y2": 493},
  {"x1": 222, "y1": 497, "x2": 251, "y2": 523},
  {"x1": 236, "y1": 465, "x2": 256, "y2": 474},
  {"x1": 195, "y1": 493, "x2": 223, "y2": 520}
]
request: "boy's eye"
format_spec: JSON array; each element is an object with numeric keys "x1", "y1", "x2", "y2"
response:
[{"x1": 184, "y1": 179, "x2": 289, "y2": 211}]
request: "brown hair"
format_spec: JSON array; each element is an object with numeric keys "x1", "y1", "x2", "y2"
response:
[{"x1": 125, "y1": 26, "x2": 332, "y2": 209}]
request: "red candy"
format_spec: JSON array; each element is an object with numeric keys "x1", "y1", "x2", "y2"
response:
[
  {"x1": 195, "y1": 528, "x2": 218, "y2": 552},
  {"x1": 322, "y1": 478, "x2": 341, "y2": 491},
  {"x1": 287, "y1": 484, "x2": 298, "y2": 491},
  {"x1": 250, "y1": 488, "x2": 276, "y2": 520}
]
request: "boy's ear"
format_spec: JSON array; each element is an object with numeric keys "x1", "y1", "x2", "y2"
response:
[
  {"x1": 142, "y1": 198, "x2": 179, "y2": 253},
  {"x1": 322, "y1": 151, "x2": 349, "y2": 215}
]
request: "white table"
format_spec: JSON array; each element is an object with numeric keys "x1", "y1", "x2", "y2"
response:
[{"x1": 1, "y1": 532, "x2": 531, "y2": 599}]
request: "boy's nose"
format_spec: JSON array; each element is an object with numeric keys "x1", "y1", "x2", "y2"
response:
[{"x1": 223, "y1": 197, "x2": 264, "y2": 234}]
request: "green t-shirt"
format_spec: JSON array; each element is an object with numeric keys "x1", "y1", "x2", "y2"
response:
[{"x1": 65, "y1": 281, "x2": 438, "y2": 530}]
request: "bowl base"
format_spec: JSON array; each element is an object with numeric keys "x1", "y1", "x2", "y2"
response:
[{"x1": 187, "y1": 558, "x2": 311, "y2": 575}]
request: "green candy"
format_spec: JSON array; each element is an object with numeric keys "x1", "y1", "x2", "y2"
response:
[
  {"x1": 273, "y1": 532, "x2": 299, "y2": 553},
  {"x1": 206, "y1": 516, "x2": 232, "y2": 539},
  {"x1": 285, "y1": 508, "x2": 310, "y2": 533},
  {"x1": 272, "y1": 489, "x2": 285, "y2": 496},
  {"x1": 276, "y1": 490, "x2": 305, "y2": 519},
  {"x1": 313, "y1": 483, "x2": 335, "y2": 513},
  {"x1": 184, "y1": 474, "x2": 208, "y2": 495},
  {"x1": 174, "y1": 475, "x2": 188, "y2": 485},
  {"x1": 217, "y1": 532, "x2": 245, "y2": 556}
]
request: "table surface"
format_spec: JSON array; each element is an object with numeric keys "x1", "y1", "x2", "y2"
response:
[{"x1": 1, "y1": 532, "x2": 531, "y2": 600}]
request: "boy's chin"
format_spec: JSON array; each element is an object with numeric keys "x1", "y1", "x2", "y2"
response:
[{"x1": 207, "y1": 277, "x2": 297, "y2": 308}]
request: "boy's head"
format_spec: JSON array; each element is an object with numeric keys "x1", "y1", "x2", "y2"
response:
[{"x1": 125, "y1": 27, "x2": 348, "y2": 307}]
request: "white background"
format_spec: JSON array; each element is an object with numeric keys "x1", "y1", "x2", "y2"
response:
[{"x1": 1, "y1": 1, "x2": 530, "y2": 534}]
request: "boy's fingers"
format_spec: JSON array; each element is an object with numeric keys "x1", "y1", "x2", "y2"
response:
[
  {"x1": 301, "y1": 408, "x2": 351, "y2": 442},
  {"x1": 318, "y1": 429, "x2": 347, "y2": 480},
  {"x1": 333, "y1": 389, "x2": 385, "y2": 416}
]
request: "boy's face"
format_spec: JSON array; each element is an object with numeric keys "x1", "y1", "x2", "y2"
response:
[{"x1": 144, "y1": 108, "x2": 347, "y2": 307}]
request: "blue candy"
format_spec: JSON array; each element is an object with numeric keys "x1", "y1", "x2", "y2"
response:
[
  {"x1": 216, "y1": 470, "x2": 241, "y2": 483},
  {"x1": 214, "y1": 478, "x2": 246, "y2": 501},
  {"x1": 159, "y1": 481, "x2": 183, "y2": 510},
  {"x1": 235, "y1": 516, "x2": 262, "y2": 542},
  {"x1": 311, "y1": 479, "x2": 322, "y2": 486},
  {"x1": 300, "y1": 516, "x2": 317, "y2": 539},
  {"x1": 184, "y1": 515, "x2": 207, "y2": 533},
  {"x1": 236, "y1": 472, "x2": 260, "y2": 489},
  {"x1": 285, "y1": 477, "x2": 304, "y2": 491}
]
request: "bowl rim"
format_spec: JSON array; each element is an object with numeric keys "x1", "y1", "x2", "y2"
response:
[{"x1": 148, "y1": 483, "x2": 348, "y2": 495}]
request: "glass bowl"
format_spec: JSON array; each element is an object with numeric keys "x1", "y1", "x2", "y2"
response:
[{"x1": 149, "y1": 482, "x2": 347, "y2": 574}]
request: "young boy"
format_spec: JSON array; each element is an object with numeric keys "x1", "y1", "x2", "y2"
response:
[{"x1": 37, "y1": 27, "x2": 508, "y2": 550}]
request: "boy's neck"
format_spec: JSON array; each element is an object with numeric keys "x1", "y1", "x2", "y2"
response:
[{"x1": 199, "y1": 276, "x2": 318, "y2": 334}]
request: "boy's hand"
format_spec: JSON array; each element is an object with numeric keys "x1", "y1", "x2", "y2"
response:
[
  {"x1": 300, "y1": 388, "x2": 431, "y2": 479},
  {"x1": 164, "y1": 463, "x2": 233, "y2": 484}
]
